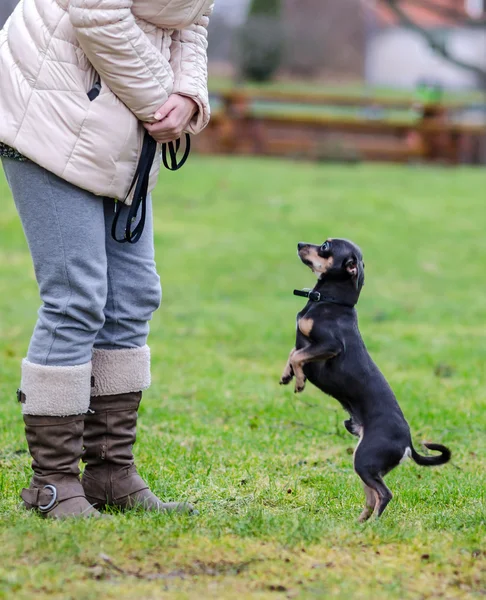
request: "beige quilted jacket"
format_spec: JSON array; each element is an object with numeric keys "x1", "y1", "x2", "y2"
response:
[{"x1": 0, "y1": 0, "x2": 213, "y2": 202}]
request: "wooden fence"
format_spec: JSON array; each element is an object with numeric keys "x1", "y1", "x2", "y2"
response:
[{"x1": 193, "y1": 89, "x2": 486, "y2": 164}]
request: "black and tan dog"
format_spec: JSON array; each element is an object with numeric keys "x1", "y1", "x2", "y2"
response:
[{"x1": 280, "y1": 238, "x2": 451, "y2": 521}]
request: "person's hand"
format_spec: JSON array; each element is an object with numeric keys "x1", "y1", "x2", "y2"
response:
[{"x1": 143, "y1": 94, "x2": 197, "y2": 143}]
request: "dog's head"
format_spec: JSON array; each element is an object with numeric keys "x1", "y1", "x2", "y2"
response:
[{"x1": 297, "y1": 238, "x2": 365, "y2": 291}]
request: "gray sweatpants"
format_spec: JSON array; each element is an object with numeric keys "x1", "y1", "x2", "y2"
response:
[{"x1": 2, "y1": 157, "x2": 161, "y2": 372}]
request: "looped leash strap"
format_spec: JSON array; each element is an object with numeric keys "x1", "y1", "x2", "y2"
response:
[
  {"x1": 111, "y1": 131, "x2": 156, "y2": 244},
  {"x1": 112, "y1": 132, "x2": 191, "y2": 244},
  {"x1": 162, "y1": 134, "x2": 191, "y2": 171}
]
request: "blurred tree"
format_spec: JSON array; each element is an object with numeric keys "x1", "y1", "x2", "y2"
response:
[
  {"x1": 248, "y1": 0, "x2": 281, "y2": 14},
  {"x1": 282, "y1": 0, "x2": 366, "y2": 78},
  {"x1": 237, "y1": 0, "x2": 284, "y2": 81}
]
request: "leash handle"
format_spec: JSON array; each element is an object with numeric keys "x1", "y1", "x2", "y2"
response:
[{"x1": 111, "y1": 132, "x2": 191, "y2": 244}]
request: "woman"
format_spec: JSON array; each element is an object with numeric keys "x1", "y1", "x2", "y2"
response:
[{"x1": 0, "y1": 0, "x2": 213, "y2": 518}]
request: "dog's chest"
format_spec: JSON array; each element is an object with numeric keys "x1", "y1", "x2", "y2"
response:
[
  {"x1": 295, "y1": 305, "x2": 324, "y2": 347},
  {"x1": 295, "y1": 312, "x2": 314, "y2": 349},
  {"x1": 297, "y1": 316, "x2": 314, "y2": 338}
]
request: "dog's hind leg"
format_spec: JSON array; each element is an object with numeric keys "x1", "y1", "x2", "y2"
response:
[
  {"x1": 354, "y1": 443, "x2": 393, "y2": 520},
  {"x1": 358, "y1": 483, "x2": 377, "y2": 523},
  {"x1": 344, "y1": 418, "x2": 361, "y2": 437},
  {"x1": 370, "y1": 477, "x2": 392, "y2": 518},
  {"x1": 355, "y1": 471, "x2": 392, "y2": 520}
]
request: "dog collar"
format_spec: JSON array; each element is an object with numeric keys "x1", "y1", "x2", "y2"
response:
[{"x1": 293, "y1": 289, "x2": 355, "y2": 308}]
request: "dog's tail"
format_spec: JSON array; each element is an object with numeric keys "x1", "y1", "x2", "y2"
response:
[{"x1": 411, "y1": 442, "x2": 451, "y2": 466}]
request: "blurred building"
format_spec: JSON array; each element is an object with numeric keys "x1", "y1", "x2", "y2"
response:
[
  {"x1": 366, "y1": 0, "x2": 486, "y2": 89},
  {"x1": 213, "y1": 0, "x2": 250, "y2": 25}
]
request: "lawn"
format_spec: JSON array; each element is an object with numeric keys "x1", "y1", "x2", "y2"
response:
[{"x1": 0, "y1": 157, "x2": 485, "y2": 599}]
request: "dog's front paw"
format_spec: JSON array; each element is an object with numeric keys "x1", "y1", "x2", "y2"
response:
[
  {"x1": 294, "y1": 379, "x2": 306, "y2": 393},
  {"x1": 280, "y1": 362, "x2": 294, "y2": 385}
]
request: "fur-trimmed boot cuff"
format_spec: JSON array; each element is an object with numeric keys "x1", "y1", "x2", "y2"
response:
[
  {"x1": 90, "y1": 346, "x2": 151, "y2": 396},
  {"x1": 19, "y1": 360, "x2": 92, "y2": 416}
]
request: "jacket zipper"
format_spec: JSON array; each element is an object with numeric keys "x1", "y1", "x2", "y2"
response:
[{"x1": 87, "y1": 79, "x2": 101, "y2": 101}]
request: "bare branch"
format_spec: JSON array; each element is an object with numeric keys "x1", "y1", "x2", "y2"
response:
[
  {"x1": 381, "y1": 0, "x2": 486, "y2": 84},
  {"x1": 404, "y1": 0, "x2": 486, "y2": 27}
]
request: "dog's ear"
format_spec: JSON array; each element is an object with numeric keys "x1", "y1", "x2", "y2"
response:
[
  {"x1": 345, "y1": 257, "x2": 360, "y2": 290},
  {"x1": 345, "y1": 258, "x2": 358, "y2": 278}
]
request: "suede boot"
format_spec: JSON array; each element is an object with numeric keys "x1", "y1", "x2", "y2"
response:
[
  {"x1": 21, "y1": 414, "x2": 101, "y2": 518},
  {"x1": 81, "y1": 392, "x2": 196, "y2": 513}
]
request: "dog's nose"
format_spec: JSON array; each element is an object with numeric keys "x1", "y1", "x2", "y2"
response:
[{"x1": 298, "y1": 242, "x2": 307, "y2": 251}]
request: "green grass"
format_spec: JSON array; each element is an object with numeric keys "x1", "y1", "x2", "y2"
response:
[{"x1": 0, "y1": 158, "x2": 485, "y2": 599}]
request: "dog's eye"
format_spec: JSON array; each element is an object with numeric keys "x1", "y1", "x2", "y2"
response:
[{"x1": 321, "y1": 241, "x2": 330, "y2": 252}]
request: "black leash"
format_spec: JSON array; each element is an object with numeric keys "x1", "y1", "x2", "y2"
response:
[
  {"x1": 162, "y1": 134, "x2": 191, "y2": 171},
  {"x1": 293, "y1": 289, "x2": 355, "y2": 308},
  {"x1": 111, "y1": 131, "x2": 156, "y2": 244},
  {"x1": 87, "y1": 78, "x2": 191, "y2": 244},
  {"x1": 111, "y1": 131, "x2": 191, "y2": 244}
]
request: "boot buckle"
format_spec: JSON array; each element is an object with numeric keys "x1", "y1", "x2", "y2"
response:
[{"x1": 39, "y1": 485, "x2": 58, "y2": 512}]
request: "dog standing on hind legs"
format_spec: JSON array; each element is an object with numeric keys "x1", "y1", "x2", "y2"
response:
[{"x1": 280, "y1": 238, "x2": 451, "y2": 521}]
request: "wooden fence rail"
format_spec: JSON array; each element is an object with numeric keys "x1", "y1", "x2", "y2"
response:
[{"x1": 193, "y1": 89, "x2": 486, "y2": 164}]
